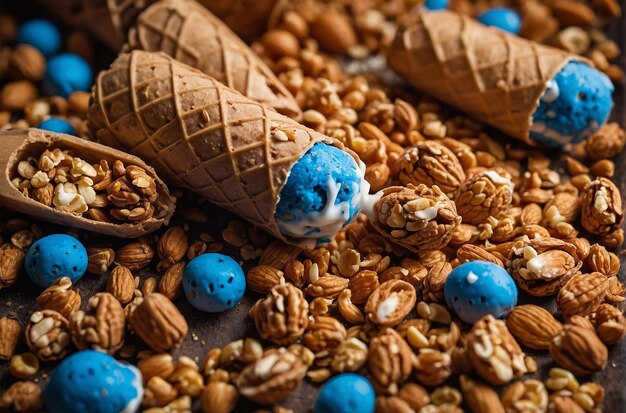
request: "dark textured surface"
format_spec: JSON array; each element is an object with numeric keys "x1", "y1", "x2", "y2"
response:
[{"x1": 0, "y1": 2, "x2": 625, "y2": 412}]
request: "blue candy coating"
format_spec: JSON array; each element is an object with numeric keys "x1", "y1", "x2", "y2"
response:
[
  {"x1": 43, "y1": 53, "x2": 93, "y2": 98},
  {"x1": 313, "y1": 373, "x2": 375, "y2": 413},
  {"x1": 275, "y1": 142, "x2": 362, "y2": 245},
  {"x1": 531, "y1": 61, "x2": 614, "y2": 147},
  {"x1": 25, "y1": 234, "x2": 88, "y2": 288},
  {"x1": 477, "y1": 8, "x2": 522, "y2": 34},
  {"x1": 444, "y1": 261, "x2": 517, "y2": 324},
  {"x1": 425, "y1": 0, "x2": 449, "y2": 10},
  {"x1": 44, "y1": 350, "x2": 143, "y2": 413},
  {"x1": 16, "y1": 19, "x2": 61, "y2": 58},
  {"x1": 183, "y1": 253, "x2": 246, "y2": 312},
  {"x1": 38, "y1": 118, "x2": 77, "y2": 135}
]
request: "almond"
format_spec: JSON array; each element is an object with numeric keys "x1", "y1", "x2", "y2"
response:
[
  {"x1": 0, "y1": 317, "x2": 21, "y2": 360},
  {"x1": 259, "y1": 240, "x2": 302, "y2": 271},
  {"x1": 460, "y1": 375, "x2": 505, "y2": 413},
  {"x1": 115, "y1": 242, "x2": 154, "y2": 270},
  {"x1": 157, "y1": 226, "x2": 188, "y2": 269},
  {"x1": 557, "y1": 272, "x2": 609, "y2": 317},
  {"x1": 129, "y1": 293, "x2": 188, "y2": 352},
  {"x1": 261, "y1": 29, "x2": 300, "y2": 58},
  {"x1": 201, "y1": 381, "x2": 239, "y2": 413},
  {"x1": 311, "y1": 11, "x2": 357, "y2": 54},
  {"x1": 86, "y1": 247, "x2": 115, "y2": 275},
  {"x1": 8, "y1": 44, "x2": 45, "y2": 82},
  {"x1": 1, "y1": 80, "x2": 38, "y2": 111},
  {"x1": 107, "y1": 265, "x2": 135, "y2": 304},
  {"x1": 550, "y1": 324, "x2": 607, "y2": 375},
  {"x1": 158, "y1": 262, "x2": 185, "y2": 301},
  {"x1": 506, "y1": 305, "x2": 563, "y2": 350},
  {"x1": 0, "y1": 243, "x2": 25, "y2": 289},
  {"x1": 35, "y1": 277, "x2": 81, "y2": 318},
  {"x1": 246, "y1": 265, "x2": 284, "y2": 294}
]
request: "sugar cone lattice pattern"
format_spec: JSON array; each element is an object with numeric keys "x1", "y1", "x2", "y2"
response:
[
  {"x1": 387, "y1": 10, "x2": 583, "y2": 143},
  {"x1": 196, "y1": 0, "x2": 285, "y2": 40},
  {"x1": 88, "y1": 51, "x2": 341, "y2": 244},
  {"x1": 38, "y1": 0, "x2": 155, "y2": 50},
  {"x1": 127, "y1": 0, "x2": 301, "y2": 119}
]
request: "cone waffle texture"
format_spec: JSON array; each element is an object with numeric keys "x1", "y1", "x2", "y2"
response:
[
  {"x1": 38, "y1": 0, "x2": 155, "y2": 50},
  {"x1": 387, "y1": 10, "x2": 585, "y2": 144},
  {"x1": 127, "y1": 0, "x2": 301, "y2": 119},
  {"x1": 88, "y1": 50, "x2": 347, "y2": 245},
  {"x1": 196, "y1": 0, "x2": 285, "y2": 40}
]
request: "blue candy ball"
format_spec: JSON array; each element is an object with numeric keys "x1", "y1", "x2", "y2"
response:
[
  {"x1": 477, "y1": 8, "x2": 522, "y2": 34},
  {"x1": 313, "y1": 373, "x2": 375, "y2": 413},
  {"x1": 183, "y1": 253, "x2": 246, "y2": 312},
  {"x1": 43, "y1": 53, "x2": 93, "y2": 98},
  {"x1": 444, "y1": 261, "x2": 517, "y2": 324},
  {"x1": 44, "y1": 350, "x2": 143, "y2": 413},
  {"x1": 425, "y1": 0, "x2": 449, "y2": 10},
  {"x1": 25, "y1": 234, "x2": 88, "y2": 288},
  {"x1": 16, "y1": 19, "x2": 61, "y2": 58},
  {"x1": 38, "y1": 118, "x2": 77, "y2": 135}
]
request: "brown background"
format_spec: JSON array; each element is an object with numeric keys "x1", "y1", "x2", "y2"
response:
[{"x1": 0, "y1": 2, "x2": 625, "y2": 412}]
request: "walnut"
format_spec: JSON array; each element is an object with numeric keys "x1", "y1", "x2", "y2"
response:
[
  {"x1": 128, "y1": 293, "x2": 188, "y2": 352},
  {"x1": 25, "y1": 310, "x2": 71, "y2": 361},
  {"x1": 0, "y1": 243, "x2": 25, "y2": 289},
  {"x1": 414, "y1": 349, "x2": 451, "y2": 386},
  {"x1": 303, "y1": 316, "x2": 346, "y2": 353},
  {"x1": 8, "y1": 44, "x2": 45, "y2": 82},
  {"x1": 0, "y1": 381, "x2": 43, "y2": 412},
  {"x1": 395, "y1": 141, "x2": 466, "y2": 198},
  {"x1": 364, "y1": 280, "x2": 416, "y2": 327},
  {"x1": 235, "y1": 348, "x2": 307, "y2": 405},
  {"x1": 331, "y1": 337, "x2": 368, "y2": 373},
  {"x1": 507, "y1": 238, "x2": 582, "y2": 297},
  {"x1": 368, "y1": 328, "x2": 414, "y2": 394},
  {"x1": 69, "y1": 292, "x2": 125, "y2": 354},
  {"x1": 455, "y1": 169, "x2": 514, "y2": 224},
  {"x1": 557, "y1": 273, "x2": 609, "y2": 317},
  {"x1": 587, "y1": 243, "x2": 620, "y2": 277},
  {"x1": 581, "y1": 177, "x2": 623, "y2": 235},
  {"x1": 423, "y1": 262, "x2": 451, "y2": 302},
  {"x1": 549, "y1": 324, "x2": 608, "y2": 375},
  {"x1": 86, "y1": 247, "x2": 115, "y2": 275},
  {"x1": 466, "y1": 315, "x2": 527, "y2": 386},
  {"x1": 585, "y1": 123, "x2": 626, "y2": 160},
  {"x1": 35, "y1": 277, "x2": 81, "y2": 318},
  {"x1": 506, "y1": 305, "x2": 563, "y2": 350},
  {"x1": 250, "y1": 283, "x2": 309, "y2": 345},
  {"x1": 501, "y1": 380, "x2": 548, "y2": 413},
  {"x1": 371, "y1": 184, "x2": 461, "y2": 253},
  {"x1": 590, "y1": 303, "x2": 626, "y2": 345}
]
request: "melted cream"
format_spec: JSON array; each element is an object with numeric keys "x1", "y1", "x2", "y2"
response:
[
  {"x1": 376, "y1": 294, "x2": 399, "y2": 322},
  {"x1": 541, "y1": 79, "x2": 560, "y2": 103},
  {"x1": 466, "y1": 271, "x2": 478, "y2": 284},
  {"x1": 483, "y1": 170, "x2": 515, "y2": 192}
]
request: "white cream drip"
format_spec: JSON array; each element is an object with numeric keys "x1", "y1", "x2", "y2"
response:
[
  {"x1": 376, "y1": 294, "x2": 399, "y2": 322},
  {"x1": 483, "y1": 170, "x2": 515, "y2": 193},
  {"x1": 541, "y1": 79, "x2": 560, "y2": 103},
  {"x1": 466, "y1": 271, "x2": 478, "y2": 284}
]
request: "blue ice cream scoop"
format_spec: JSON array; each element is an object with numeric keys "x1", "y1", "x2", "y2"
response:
[
  {"x1": 183, "y1": 253, "x2": 246, "y2": 312},
  {"x1": 531, "y1": 61, "x2": 613, "y2": 147},
  {"x1": 16, "y1": 19, "x2": 61, "y2": 58},
  {"x1": 25, "y1": 234, "x2": 88, "y2": 288},
  {"x1": 43, "y1": 53, "x2": 93, "y2": 98},
  {"x1": 38, "y1": 118, "x2": 78, "y2": 135},
  {"x1": 44, "y1": 350, "x2": 143, "y2": 413},
  {"x1": 313, "y1": 373, "x2": 375, "y2": 413},
  {"x1": 444, "y1": 261, "x2": 517, "y2": 324},
  {"x1": 275, "y1": 143, "x2": 373, "y2": 247},
  {"x1": 477, "y1": 8, "x2": 522, "y2": 34}
]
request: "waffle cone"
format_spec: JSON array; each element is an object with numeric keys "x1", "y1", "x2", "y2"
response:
[
  {"x1": 387, "y1": 10, "x2": 587, "y2": 144},
  {"x1": 196, "y1": 0, "x2": 286, "y2": 40},
  {"x1": 38, "y1": 0, "x2": 154, "y2": 50},
  {"x1": 88, "y1": 50, "x2": 349, "y2": 246},
  {"x1": 127, "y1": 0, "x2": 301, "y2": 119}
]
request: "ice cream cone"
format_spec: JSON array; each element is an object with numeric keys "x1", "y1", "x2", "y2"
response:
[
  {"x1": 38, "y1": 0, "x2": 155, "y2": 50},
  {"x1": 88, "y1": 50, "x2": 351, "y2": 246},
  {"x1": 127, "y1": 0, "x2": 301, "y2": 119},
  {"x1": 387, "y1": 10, "x2": 588, "y2": 144},
  {"x1": 196, "y1": 0, "x2": 286, "y2": 40}
]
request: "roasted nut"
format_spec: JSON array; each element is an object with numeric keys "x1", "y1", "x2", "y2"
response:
[
  {"x1": 246, "y1": 265, "x2": 285, "y2": 294},
  {"x1": 414, "y1": 349, "x2": 451, "y2": 386},
  {"x1": 35, "y1": 277, "x2": 81, "y2": 318},
  {"x1": 501, "y1": 379, "x2": 548, "y2": 413},
  {"x1": 455, "y1": 169, "x2": 514, "y2": 224},
  {"x1": 587, "y1": 244, "x2": 620, "y2": 277},
  {"x1": 157, "y1": 226, "x2": 188, "y2": 269},
  {"x1": 115, "y1": 242, "x2": 155, "y2": 270},
  {"x1": 259, "y1": 240, "x2": 302, "y2": 270},
  {"x1": 585, "y1": 123, "x2": 625, "y2": 160},
  {"x1": 397, "y1": 383, "x2": 430, "y2": 411},
  {"x1": 466, "y1": 315, "x2": 527, "y2": 385},
  {"x1": 107, "y1": 265, "x2": 135, "y2": 304},
  {"x1": 69, "y1": 292, "x2": 125, "y2": 354},
  {"x1": 368, "y1": 328, "x2": 414, "y2": 394},
  {"x1": 0, "y1": 381, "x2": 43, "y2": 412},
  {"x1": 86, "y1": 247, "x2": 115, "y2": 275},
  {"x1": 591, "y1": 303, "x2": 626, "y2": 345},
  {"x1": 201, "y1": 381, "x2": 238, "y2": 413},
  {"x1": 348, "y1": 270, "x2": 379, "y2": 304},
  {"x1": 0, "y1": 317, "x2": 21, "y2": 360},
  {"x1": 138, "y1": 353, "x2": 176, "y2": 381},
  {"x1": 331, "y1": 337, "x2": 368, "y2": 373},
  {"x1": 311, "y1": 11, "x2": 357, "y2": 54},
  {"x1": 235, "y1": 348, "x2": 307, "y2": 405},
  {"x1": 304, "y1": 315, "x2": 347, "y2": 353},
  {"x1": 1, "y1": 80, "x2": 38, "y2": 111},
  {"x1": 550, "y1": 324, "x2": 608, "y2": 375},
  {"x1": 8, "y1": 45, "x2": 45, "y2": 82},
  {"x1": 581, "y1": 177, "x2": 623, "y2": 235},
  {"x1": 250, "y1": 283, "x2": 309, "y2": 345},
  {"x1": 460, "y1": 375, "x2": 506, "y2": 413},
  {"x1": 557, "y1": 272, "x2": 609, "y2": 317},
  {"x1": 25, "y1": 310, "x2": 71, "y2": 361},
  {"x1": 306, "y1": 275, "x2": 349, "y2": 299},
  {"x1": 0, "y1": 243, "x2": 25, "y2": 289},
  {"x1": 364, "y1": 279, "x2": 416, "y2": 327},
  {"x1": 9, "y1": 352, "x2": 39, "y2": 379},
  {"x1": 128, "y1": 293, "x2": 188, "y2": 352},
  {"x1": 159, "y1": 262, "x2": 185, "y2": 300},
  {"x1": 506, "y1": 305, "x2": 563, "y2": 350}
]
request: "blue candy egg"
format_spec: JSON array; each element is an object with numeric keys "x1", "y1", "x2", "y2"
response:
[
  {"x1": 183, "y1": 253, "x2": 246, "y2": 312},
  {"x1": 38, "y1": 118, "x2": 77, "y2": 135},
  {"x1": 16, "y1": 19, "x2": 61, "y2": 58},
  {"x1": 313, "y1": 373, "x2": 375, "y2": 413},
  {"x1": 477, "y1": 8, "x2": 522, "y2": 34},
  {"x1": 43, "y1": 53, "x2": 93, "y2": 98},
  {"x1": 44, "y1": 350, "x2": 143, "y2": 413},
  {"x1": 425, "y1": 0, "x2": 449, "y2": 10},
  {"x1": 444, "y1": 261, "x2": 517, "y2": 324},
  {"x1": 25, "y1": 234, "x2": 88, "y2": 288}
]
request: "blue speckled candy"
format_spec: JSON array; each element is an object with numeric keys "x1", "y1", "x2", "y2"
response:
[
  {"x1": 43, "y1": 53, "x2": 93, "y2": 98},
  {"x1": 313, "y1": 373, "x2": 375, "y2": 413},
  {"x1": 44, "y1": 350, "x2": 143, "y2": 413},
  {"x1": 25, "y1": 234, "x2": 88, "y2": 288},
  {"x1": 38, "y1": 118, "x2": 77, "y2": 135},
  {"x1": 531, "y1": 61, "x2": 614, "y2": 147},
  {"x1": 16, "y1": 19, "x2": 61, "y2": 58},
  {"x1": 444, "y1": 261, "x2": 517, "y2": 324},
  {"x1": 183, "y1": 253, "x2": 245, "y2": 312},
  {"x1": 425, "y1": 0, "x2": 449, "y2": 10},
  {"x1": 477, "y1": 8, "x2": 522, "y2": 34},
  {"x1": 275, "y1": 142, "x2": 363, "y2": 245}
]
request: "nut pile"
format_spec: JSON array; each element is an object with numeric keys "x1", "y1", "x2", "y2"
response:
[
  {"x1": 0, "y1": 0, "x2": 625, "y2": 413},
  {"x1": 12, "y1": 148, "x2": 168, "y2": 224}
]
